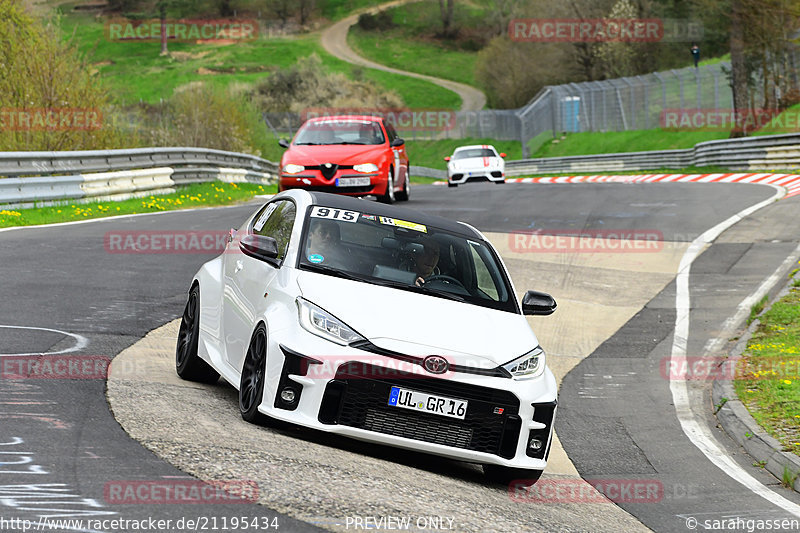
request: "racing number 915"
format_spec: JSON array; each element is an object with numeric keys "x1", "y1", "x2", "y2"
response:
[{"x1": 312, "y1": 207, "x2": 358, "y2": 222}]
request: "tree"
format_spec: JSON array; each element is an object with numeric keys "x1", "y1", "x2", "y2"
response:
[
  {"x1": 0, "y1": 0, "x2": 120, "y2": 150},
  {"x1": 267, "y1": 0, "x2": 294, "y2": 27},
  {"x1": 438, "y1": 0, "x2": 456, "y2": 38},
  {"x1": 298, "y1": 0, "x2": 316, "y2": 26}
]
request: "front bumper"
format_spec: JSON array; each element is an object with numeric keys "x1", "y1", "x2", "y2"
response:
[
  {"x1": 279, "y1": 170, "x2": 384, "y2": 196},
  {"x1": 448, "y1": 170, "x2": 505, "y2": 184},
  {"x1": 259, "y1": 333, "x2": 558, "y2": 470}
]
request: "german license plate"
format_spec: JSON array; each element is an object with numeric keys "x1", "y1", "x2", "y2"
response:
[
  {"x1": 336, "y1": 177, "x2": 370, "y2": 187},
  {"x1": 387, "y1": 386, "x2": 467, "y2": 420}
]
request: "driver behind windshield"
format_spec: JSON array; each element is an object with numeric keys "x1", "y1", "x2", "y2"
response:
[
  {"x1": 306, "y1": 219, "x2": 351, "y2": 268},
  {"x1": 403, "y1": 236, "x2": 440, "y2": 286}
]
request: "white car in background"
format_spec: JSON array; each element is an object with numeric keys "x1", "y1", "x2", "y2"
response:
[
  {"x1": 175, "y1": 190, "x2": 558, "y2": 484},
  {"x1": 445, "y1": 145, "x2": 506, "y2": 187}
]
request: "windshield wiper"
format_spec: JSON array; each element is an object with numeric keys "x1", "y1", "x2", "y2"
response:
[
  {"x1": 327, "y1": 141, "x2": 368, "y2": 145},
  {"x1": 368, "y1": 277, "x2": 466, "y2": 301},
  {"x1": 295, "y1": 142, "x2": 321, "y2": 145},
  {"x1": 300, "y1": 263, "x2": 363, "y2": 281},
  {"x1": 416, "y1": 286, "x2": 466, "y2": 302}
]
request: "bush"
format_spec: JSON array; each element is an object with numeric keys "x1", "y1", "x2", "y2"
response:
[
  {"x1": 357, "y1": 11, "x2": 394, "y2": 31},
  {"x1": 0, "y1": 1, "x2": 123, "y2": 151},
  {"x1": 251, "y1": 54, "x2": 403, "y2": 113},
  {"x1": 144, "y1": 84, "x2": 261, "y2": 155}
]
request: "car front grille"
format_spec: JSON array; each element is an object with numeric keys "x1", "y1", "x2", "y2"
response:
[
  {"x1": 319, "y1": 362, "x2": 521, "y2": 458},
  {"x1": 282, "y1": 184, "x2": 375, "y2": 194}
]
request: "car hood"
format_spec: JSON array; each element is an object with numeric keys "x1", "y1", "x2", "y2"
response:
[
  {"x1": 296, "y1": 271, "x2": 537, "y2": 367},
  {"x1": 282, "y1": 144, "x2": 387, "y2": 165}
]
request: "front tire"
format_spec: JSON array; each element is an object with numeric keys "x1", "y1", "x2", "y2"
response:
[
  {"x1": 447, "y1": 182, "x2": 458, "y2": 188},
  {"x1": 239, "y1": 325, "x2": 269, "y2": 424},
  {"x1": 379, "y1": 167, "x2": 396, "y2": 204},
  {"x1": 175, "y1": 284, "x2": 219, "y2": 383}
]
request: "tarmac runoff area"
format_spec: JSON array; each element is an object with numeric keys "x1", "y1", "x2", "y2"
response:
[{"x1": 107, "y1": 234, "x2": 692, "y2": 532}]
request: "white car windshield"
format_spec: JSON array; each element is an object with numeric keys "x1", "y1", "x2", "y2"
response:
[
  {"x1": 298, "y1": 205, "x2": 516, "y2": 312},
  {"x1": 294, "y1": 119, "x2": 386, "y2": 146},
  {"x1": 453, "y1": 148, "x2": 496, "y2": 160}
]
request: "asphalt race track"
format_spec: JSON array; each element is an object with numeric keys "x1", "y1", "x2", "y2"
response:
[{"x1": 1, "y1": 181, "x2": 800, "y2": 532}]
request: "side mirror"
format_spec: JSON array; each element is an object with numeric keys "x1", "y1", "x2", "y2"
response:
[
  {"x1": 444, "y1": 156, "x2": 451, "y2": 162},
  {"x1": 278, "y1": 139, "x2": 290, "y2": 148},
  {"x1": 391, "y1": 138, "x2": 405, "y2": 147},
  {"x1": 522, "y1": 290, "x2": 556, "y2": 316},
  {"x1": 500, "y1": 153, "x2": 507, "y2": 158},
  {"x1": 240, "y1": 234, "x2": 279, "y2": 263}
]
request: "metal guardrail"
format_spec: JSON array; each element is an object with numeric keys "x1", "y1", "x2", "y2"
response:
[
  {"x1": 506, "y1": 133, "x2": 800, "y2": 176},
  {"x1": 0, "y1": 147, "x2": 278, "y2": 208},
  {"x1": 2, "y1": 134, "x2": 798, "y2": 207}
]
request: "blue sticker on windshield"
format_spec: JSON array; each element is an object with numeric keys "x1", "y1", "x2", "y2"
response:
[{"x1": 308, "y1": 254, "x2": 324, "y2": 263}]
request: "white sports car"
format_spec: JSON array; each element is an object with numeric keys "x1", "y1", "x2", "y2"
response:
[
  {"x1": 176, "y1": 190, "x2": 557, "y2": 483},
  {"x1": 445, "y1": 145, "x2": 506, "y2": 187}
]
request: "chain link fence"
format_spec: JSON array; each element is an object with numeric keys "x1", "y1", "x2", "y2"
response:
[
  {"x1": 264, "y1": 49, "x2": 799, "y2": 158},
  {"x1": 517, "y1": 62, "x2": 734, "y2": 156}
]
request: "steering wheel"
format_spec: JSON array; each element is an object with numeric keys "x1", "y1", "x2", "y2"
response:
[{"x1": 424, "y1": 274, "x2": 466, "y2": 288}]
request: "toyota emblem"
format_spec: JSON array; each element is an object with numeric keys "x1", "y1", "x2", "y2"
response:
[{"x1": 423, "y1": 355, "x2": 449, "y2": 375}]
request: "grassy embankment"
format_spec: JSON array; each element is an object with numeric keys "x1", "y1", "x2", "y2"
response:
[
  {"x1": 734, "y1": 273, "x2": 800, "y2": 464},
  {"x1": 347, "y1": 1, "x2": 484, "y2": 89},
  {"x1": 0, "y1": 182, "x2": 276, "y2": 228}
]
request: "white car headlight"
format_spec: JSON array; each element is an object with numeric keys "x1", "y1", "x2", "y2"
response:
[
  {"x1": 502, "y1": 347, "x2": 545, "y2": 379},
  {"x1": 283, "y1": 164, "x2": 305, "y2": 174},
  {"x1": 296, "y1": 298, "x2": 364, "y2": 345},
  {"x1": 353, "y1": 163, "x2": 378, "y2": 173}
]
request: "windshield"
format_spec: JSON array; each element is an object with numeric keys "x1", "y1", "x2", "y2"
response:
[
  {"x1": 294, "y1": 119, "x2": 386, "y2": 146},
  {"x1": 298, "y1": 205, "x2": 516, "y2": 312},
  {"x1": 453, "y1": 148, "x2": 496, "y2": 160}
]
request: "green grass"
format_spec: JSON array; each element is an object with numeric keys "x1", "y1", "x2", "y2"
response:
[
  {"x1": 62, "y1": 13, "x2": 459, "y2": 109},
  {"x1": 404, "y1": 138, "x2": 522, "y2": 170},
  {"x1": 533, "y1": 129, "x2": 731, "y2": 158},
  {"x1": 752, "y1": 102, "x2": 800, "y2": 137},
  {"x1": 321, "y1": 0, "x2": 386, "y2": 20},
  {"x1": 734, "y1": 282, "x2": 800, "y2": 457},
  {"x1": 0, "y1": 181, "x2": 275, "y2": 228},
  {"x1": 347, "y1": 2, "x2": 482, "y2": 89}
]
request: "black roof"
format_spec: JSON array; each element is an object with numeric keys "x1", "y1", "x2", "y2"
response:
[{"x1": 307, "y1": 192, "x2": 482, "y2": 239}]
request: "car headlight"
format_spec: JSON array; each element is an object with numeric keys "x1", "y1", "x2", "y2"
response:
[
  {"x1": 502, "y1": 347, "x2": 545, "y2": 379},
  {"x1": 296, "y1": 298, "x2": 364, "y2": 345},
  {"x1": 353, "y1": 163, "x2": 378, "y2": 173},
  {"x1": 283, "y1": 164, "x2": 305, "y2": 174}
]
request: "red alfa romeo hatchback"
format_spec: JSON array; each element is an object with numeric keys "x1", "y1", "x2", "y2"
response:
[{"x1": 278, "y1": 115, "x2": 410, "y2": 203}]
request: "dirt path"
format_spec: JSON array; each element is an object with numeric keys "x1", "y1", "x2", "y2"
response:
[{"x1": 320, "y1": 1, "x2": 486, "y2": 111}]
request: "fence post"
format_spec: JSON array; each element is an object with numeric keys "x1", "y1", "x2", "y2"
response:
[
  {"x1": 638, "y1": 75, "x2": 650, "y2": 129},
  {"x1": 621, "y1": 77, "x2": 635, "y2": 130},
  {"x1": 696, "y1": 67, "x2": 702, "y2": 109},
  {"x1": 672, "y1": 69, "x2": 685, "y2": 109}
]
